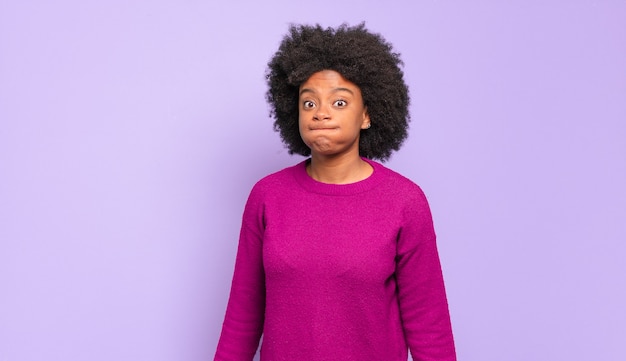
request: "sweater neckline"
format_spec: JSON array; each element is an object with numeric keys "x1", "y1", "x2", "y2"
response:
[{"x1": 293, "y1": 158, "x2": 385, "y2": 196}]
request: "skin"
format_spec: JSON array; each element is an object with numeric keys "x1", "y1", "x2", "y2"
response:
[{"x1": 298, "y1": 70, "x2": 372, "y2": 184}]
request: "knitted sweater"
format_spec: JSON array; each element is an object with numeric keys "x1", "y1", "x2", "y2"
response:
[{"x1": 215, "y1": 158, "x2": 456, "y2": 361}]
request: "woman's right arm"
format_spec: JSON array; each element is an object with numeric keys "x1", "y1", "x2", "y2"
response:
[{"x1": 214, "y1": 188, "x2": 266, "y2": 361}]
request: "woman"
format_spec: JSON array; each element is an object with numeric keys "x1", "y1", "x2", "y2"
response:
[{"x1": 215, "y1": 23, "x2": 456, "y2": 361}]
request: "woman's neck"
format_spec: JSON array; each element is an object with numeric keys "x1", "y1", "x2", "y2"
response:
[{"x1": 307, "y1": 154, "x2": 373, "y2": 184}]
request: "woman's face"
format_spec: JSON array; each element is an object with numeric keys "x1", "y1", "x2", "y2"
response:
[{"x1": 298, "y1": 70, "x2": 370, "y2": 159}]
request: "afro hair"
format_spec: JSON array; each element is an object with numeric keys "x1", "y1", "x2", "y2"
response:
[{"x1": 266, "y1": 23, "x2": 410, "y2": 161}]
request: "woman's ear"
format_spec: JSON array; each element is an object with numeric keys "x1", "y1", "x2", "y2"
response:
[{"x1": 361, "y1": 108, "x2": 371, "y2": 129}]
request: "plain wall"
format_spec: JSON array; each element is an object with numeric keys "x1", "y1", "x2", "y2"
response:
[{"x1": 1, "y1": 1, "x2": 625, "y2": 360}]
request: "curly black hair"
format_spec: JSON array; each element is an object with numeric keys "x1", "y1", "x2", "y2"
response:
[{"x1": 266, "y1": 23, "x2": 410, "y2": 161}]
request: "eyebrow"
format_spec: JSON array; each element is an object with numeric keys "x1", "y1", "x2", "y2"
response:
[{"x1": 299, "y1": 87, "x2": 355, "y2": 96}]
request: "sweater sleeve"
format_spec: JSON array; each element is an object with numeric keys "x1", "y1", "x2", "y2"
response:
[
  {"x1": 214, "y1": 186, "x2": 266, "y2": 361},
  {"x1": 396, "y1": 188, "x2": 456, "y2": 361}
]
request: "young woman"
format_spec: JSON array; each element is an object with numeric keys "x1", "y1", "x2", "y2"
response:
[{"x1": 215, "y1": 23, "x2": 456, "y2": 361}]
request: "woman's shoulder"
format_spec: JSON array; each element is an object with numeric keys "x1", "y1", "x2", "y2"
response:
[
  {"x1": 366, "y1": 160, "x2": 432, "y2": 214},
  {"x1": 368, "y1": 162, "x2": 435, "y2": 224},
  {"x1": 370, "y1": 160, "x2": 426, "y2": 193},
  {"x1": 249, "y1": 160, "x2": 305, "y2": 195}
]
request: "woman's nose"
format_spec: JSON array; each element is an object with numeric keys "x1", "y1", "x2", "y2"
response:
[{"x1": 313, "y1": 104, "x2": 331, "y2": 120}]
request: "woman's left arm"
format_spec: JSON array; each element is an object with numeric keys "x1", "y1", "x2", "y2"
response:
[{"x1": 396, "y1": 189, "x2": 457, "y2": 361}]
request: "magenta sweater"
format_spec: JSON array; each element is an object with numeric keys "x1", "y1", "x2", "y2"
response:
[{"x1": 215, "y1": 158, "x2": 456, "y2": 361}]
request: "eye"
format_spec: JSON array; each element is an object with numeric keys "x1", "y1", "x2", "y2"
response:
[
  {"x1": 302, "y1": 100, "x2": 316, "y2": 109},
  {"x1": 333, "y1": 99, "x2": 347, "y2": 107}
]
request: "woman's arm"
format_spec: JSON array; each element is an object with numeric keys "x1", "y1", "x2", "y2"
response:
[
  {"x1": 214, "y1": 188, "x2": 266, "y2": 361},
  {"x1": 396, "y1": 189, "x2": 456, "y2": 361}
]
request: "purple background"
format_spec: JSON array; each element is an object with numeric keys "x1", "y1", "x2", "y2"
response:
[{"x1": 1, "y1": 1, "x2": 625, "y2": 360}]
